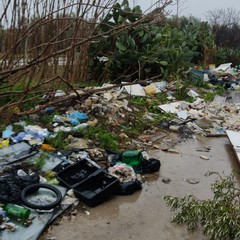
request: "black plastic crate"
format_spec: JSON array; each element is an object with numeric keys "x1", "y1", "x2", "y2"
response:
[
  {"x1": 57, "y1": 159, "x2": 101, "y2": 188},
  {"x1": 73, "y1": 171, "x2": 119, "y2": 207}
]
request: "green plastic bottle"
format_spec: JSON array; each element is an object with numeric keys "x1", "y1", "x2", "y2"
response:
[{"x1": 4, "y1": 204, "x2": 30, "y2": 222}]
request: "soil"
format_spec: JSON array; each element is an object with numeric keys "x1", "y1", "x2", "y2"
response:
[{"x1": 41, "y1": 135, "x2": 239, "y2": 240}]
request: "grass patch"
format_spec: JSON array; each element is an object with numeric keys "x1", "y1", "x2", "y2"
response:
[
  {"x1": 203, "y1": 86, "x2": 225, "y2": 102},
  {"x1": 122, "y1": 111, "x2": 176, "y2": 138},
  {"x1": 83, "y1": 126, "x2": 120, "y2": 151},
  {"x1": 45, "y1": 131, "x2": 69, "y2": 149},
  {"x1": 130, "y1": 92, "x2": 170, "y2": 114}
]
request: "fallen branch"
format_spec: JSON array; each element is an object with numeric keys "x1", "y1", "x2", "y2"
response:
[{"x1": 15, "y1": 81, "x2": 148, "y2": 116}]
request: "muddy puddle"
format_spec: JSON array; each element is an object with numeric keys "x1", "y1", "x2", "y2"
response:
[{"x1": 42, "y1": 135, "x2": 239, "y2": 240}]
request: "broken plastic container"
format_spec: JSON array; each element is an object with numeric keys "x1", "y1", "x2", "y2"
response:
[
  {"x1": 73, "y1": 171, "x2": 119, "y2": 207},
  {"x1": 57, "y1": 159, "x2": 102, "y2": 188}
]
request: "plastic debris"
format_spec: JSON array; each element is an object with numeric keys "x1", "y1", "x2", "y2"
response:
[
  {"x1": 108, "y1": 163, "x2": 137, "y2": 182},
  {"x1": 144, "y1": 84, "x2": 157, "y2": 94},
  {"x1": 187, "y1": 89, "x2": 199, "y2": 98},
  {"x1": 2, "y1": 125, "x2": 14, "y2": 139},
  {"x1": 0, "y1": 142, "x2": 36, "y2": 165},
  {"x1": 41, "y1": 144, "x2": 56, "y2": 151},
  {"x1": 54, "y1": 90, "x2": 66, "y2": 97},
  {"x1": 0, "y1": 139, "x2": 10, "y2": 149},
  {"x1": 12, "y1": 125, "x2": 50, "y2": 145},
  {"x1": 68, "y1": 112, "x2": 89, "y2": 121}
]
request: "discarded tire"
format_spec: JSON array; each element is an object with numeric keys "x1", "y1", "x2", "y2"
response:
[{"x1": 21, "y1": 183, "x2": 62, "y2": 210}]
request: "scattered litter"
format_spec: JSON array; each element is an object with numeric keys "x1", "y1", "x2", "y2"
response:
[
  {"x1": 54, "y1": 90, "x2": 66, "y2": 97},
  {"x1": 177, "y1": 110, "x2": 188, "y2": 120},
  {"x1": 41, "y1": 144, "x2": 56, "y2": 151},
  {"x1": 196, "y1": 146, "x2": 211, "y2": 152},
  {"x1": 200, "y1": 155, "x2": 210, "y2": 160},
  {"x1": 166, "y1": 149, "x2": 180, "y2": 154},
  {"x1": 185, "y1": 178, "x2": 200, "y2": 184},
  {"x1": 0, "y1": 139, "x2": 10, "y2": 149},
  {"x1": 214, "y1": 63, "x2": 232, "y2": 72},
  {"x1": 162, "y1": 177, "x2": 171, "y2": 184},
  {"x1": 2, "y1": 222, "x2": 18, "y2": 232},
  {"x1": 153, "y1": 81, "x2": 168, "y2": 91},
  {"x1": 2, "y1": 125, "x2": 14, "y2": 139},
  {"x1": 108, "y1": 163, "x2": 137, "y2": 182},
  {"x1": 144, "y1": 84, "x2": 157, "y2": 94},
  {"x1": 187, "y1": 89, "x2": 199, "y2": 98},
  {"x1": 0, "y1": 142, "x2": 36, "y2": 165},
  {"x1": 123, "y1": 84, "x2": 146, "y2": 96}
]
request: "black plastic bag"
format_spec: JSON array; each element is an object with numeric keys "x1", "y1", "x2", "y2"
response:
[
  {"x1": 114, "y1": 180, "x2": 142, "y2": 195},
  {"x1": 0, "y1": 171, "x2": 40, "y2": 203},
  {"x1": 141, "y1": 158, "x2": 161, "y2": 174}
]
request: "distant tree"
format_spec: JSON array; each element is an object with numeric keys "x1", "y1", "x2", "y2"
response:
[
  {"x1": 206, "y1": 8, "x2": 240, "y2": 49},
  {"x1": 206, "y1": 8, "x2": 240, "y2": 27}
]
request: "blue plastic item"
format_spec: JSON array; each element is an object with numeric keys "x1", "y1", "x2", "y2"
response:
[
  {"x1": 68, "y1": 112, "x2": 88, "y2": 121},
  {"x1": 2, "y1": 129, "x2": 13, "y2": 139},
  {"x1": 44, "y1": 106, "x2": 55, "y2": 114},
  {"x1": 69, "y1": 118, "x2": 80, "y2": 126}
]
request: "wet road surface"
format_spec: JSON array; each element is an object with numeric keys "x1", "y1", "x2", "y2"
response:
[{"x1": 42, "y1": 135, "x2": 239, "y2": 240}]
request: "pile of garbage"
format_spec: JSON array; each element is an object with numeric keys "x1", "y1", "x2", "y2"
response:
[
  {"x1": 0, "y1": 117, "x2": 161, "y2": 239},
  {"x1": 1, "y1": 62, "x2": 240, "y2": 238},
  {"x1": 191, "y1": 62, "x2": 240, "y2": 89},
  {"x1": 159, "y1": 95, "x2": 240, "y2": 134}
]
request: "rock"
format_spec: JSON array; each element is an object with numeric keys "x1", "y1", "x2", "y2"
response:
[{"x1": 162, "y1": 177, "x2": 171, "y2": 184}]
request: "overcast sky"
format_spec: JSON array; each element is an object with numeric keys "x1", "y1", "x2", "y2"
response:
[{"x1": 133, "y1": 0, "x2": 240, "y2": 20}]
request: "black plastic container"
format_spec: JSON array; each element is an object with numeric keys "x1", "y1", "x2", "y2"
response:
[
  {"x1": 57, "y1": 159, "x2": 101, "y2": 188},
  {"x1": 73, "y1": 171, "x2": 119, "y2": 207}
]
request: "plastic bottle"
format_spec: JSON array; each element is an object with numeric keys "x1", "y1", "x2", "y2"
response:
[{"x1": 4, "y1": 204, "x2": 30, "y2": 222}]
